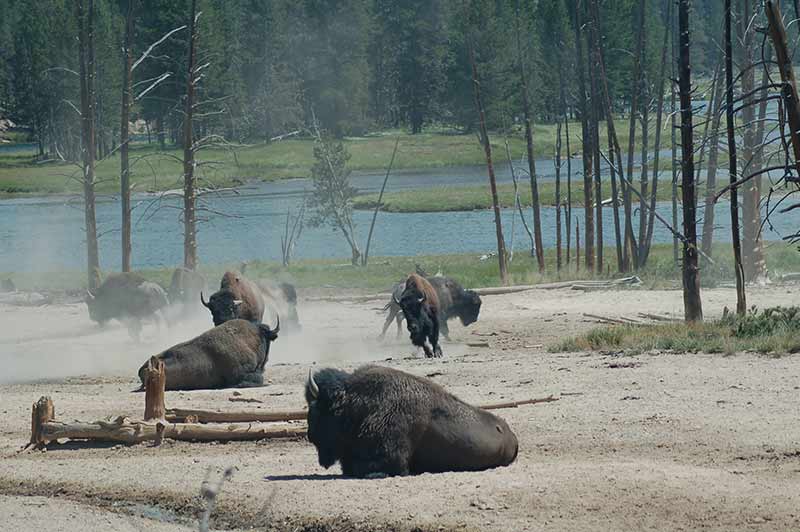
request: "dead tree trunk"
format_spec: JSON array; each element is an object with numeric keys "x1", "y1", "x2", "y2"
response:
[
  {"x1": 623, "y1": 0, "x2": 646, "y2": 271},
  {"x1": 363, "y1": 137, "x2": 399, "y2": 266},
  {"x1": 587, "y1": 4, "x2": 603, "y2": 273},
  {"x1": 28, "y1": 396, "x2": 55, "y2": 449},
  {"x1": 589, "y1": 0, "x2": 623, "y2": 272},
  {"x1": 143, "y1": 356, "x2": 166, "y2": 421},
  {"x1": 678, "y1": 0, "x2": 702, "y2": 322},
  {"x1": 671, "y1": 11, "x2": 679, "y2": 267},
  {"x1": 738, "y1": 0, "x2": 767, "y2": 283},
  {"x1": 726, "y1": 0, "x2": 746, "y2": 315},
  {"x1": 636, "y1": 3, "x2": 649, "y2": 262},
  {"x1": 572, "y1": 0, "x2": 594, "y2": 273},
  {"x1": 469, "y1": 42, "x2": 508, "y2": 285},
  {"x1": 565, "y1": 110, "x2": 572, "y2": 267},
  {"x1": 556, "y1": 119, "x2": 563, "y2": 271},
  {"x1": 183, "y1": 0, "x2": 198, "y2": 271},
  {"x1": 640, "y1": 0, "x2": 672, "y2": 267},
  {"x1": 514, "y1": 0, "x2": 545, "y2": 272},
  {"x1": 767, "y1": 1, "x2": 800, "y2": 177},
  {"x1": 701, "y1": 62, "x2": 725, "y2": 259},
  {"x1": 77, "y1": 0, "x2": 100, "y2": 291},
  {"x1": 120, "y1": 0, "x2": 135, "y2": 273}
]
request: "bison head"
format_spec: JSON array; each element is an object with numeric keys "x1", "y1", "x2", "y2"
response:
[
  {"x1": 394, "y1": 291, "x2": 430, "y2": 344},
  {"x1": 201, "y1": 290, "x2": 243, "y2": 326},
  {"x1": 305, "y1": 368, "x2": 351, "y2": 469},
  {"x1": 85, "y1": 290, "x2": 110, "y2": 325},
  {"x1": 458, "y1": 290, "x2": 482, "y2": 326}
]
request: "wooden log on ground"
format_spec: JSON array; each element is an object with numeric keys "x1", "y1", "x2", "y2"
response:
[
  {"x1": 37, "y1": 417, "x2": 307, "y2": 445},
  {"x1": 143, "y1": 356, "x2": 166, "y2": 422},
  {"x1": 166, "y1": 408, "x2": 308, "y2": 424},
  {"x1": 480, "y1": 396, "x2": 559, "y2": 410},
  {"x1": 28, "y1": 396, "x2": 55, "y2": 449},
  {"x1": 582, "y1": 313, "x2": 630, "y2": 325}
]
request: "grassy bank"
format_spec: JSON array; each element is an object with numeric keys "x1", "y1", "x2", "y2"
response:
[
  {"x1": 551, "y1": 306, "x2": 800, "y2": 355},
  {"x1": 0, "y1": 120, "x2": 652, "y2": 196},
  {"x1": 353, "y1": 179, "x2": 678, "y2": 212},
  {"x1": 4, "y1": 241, "x2": 800, "y2": 293}
]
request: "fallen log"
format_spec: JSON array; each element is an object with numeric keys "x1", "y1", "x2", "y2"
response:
[
  {"x1": 582, "y1": 313, "x2": 630, "y2": 325},
  {"x1": 165, "y1": 395, "x2": 559, "y2": 424},
  {"x1": 638, "y1": 312, "x2": 678, "y2": 322},
  {"x1": 35, "y1": 416, "x2": 307, "y2": 445}
]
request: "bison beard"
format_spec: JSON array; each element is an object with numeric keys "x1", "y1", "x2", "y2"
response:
[
  {"x1": 305, "y1": 366, "x2": 519, "y2": 477},
  {"x1": 395, "y1": 273, "x2": 442, "y2": 358},
  {"x1": 138, "y1": 318, "x2": 279, "y2": 391}
]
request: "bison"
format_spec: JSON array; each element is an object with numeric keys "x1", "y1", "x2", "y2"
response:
[
  {"x1": 394, "y1": 273, "x2": 442, "y2": 358},
  {"x1": 305, "y1": 365, "x2": 519, "y2": 477},
  {"x1": 239, "y1": 262, "x2": 301, "y2": 331},
  {"x1": 138, "y1": 318, "x2": 279, "y2": 391},
  {"x1": 201, "y1": 271, "x2": 264, "y2": 326},
  {"x1": 380, "y1": 275, "x2": 482, "y2": 341},
  {"x1": 168, "y1": 267, "x2": 207, "y2": 307},
  {"x1": 85, "y1": 273, "x2": 169, "y2": 340}
]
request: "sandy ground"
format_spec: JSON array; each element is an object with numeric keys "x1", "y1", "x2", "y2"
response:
[{"x1": 0, "y1": 284, "x2": 799, "y2": 531}]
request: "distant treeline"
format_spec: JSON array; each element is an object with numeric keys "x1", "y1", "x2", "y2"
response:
[{"x1": 0, "y1": 0, "x2": 722, "y2": 157}]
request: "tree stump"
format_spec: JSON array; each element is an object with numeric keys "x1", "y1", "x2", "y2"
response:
[
  {"x1": 29, "y1": 396, "x2": 55, "y2": 449},
  {"x1": 143, "y1": 356, "x2": 166, "y2": 422}
]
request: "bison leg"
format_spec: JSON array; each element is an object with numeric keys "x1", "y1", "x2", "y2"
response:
[
  {"x1": 234, "y1": 371, "x2": 265, "y2": 388},
  {"x1": 126, "y1": 318, "x2": 143, "y2": 342},
  {"x1": 344, "y1": 440, "x2": 412, "y2": 478},
  {"x1": 440, "y1": 319, "x2": 451, "y2": 341},
  {"x1": 379, "y1": 306, "x2": 398, "y2": 340},
  {"x1": 395, "y1": 311, "x2": 404, "y2": 339},
  {"x1": 429, "y1": 314, "x2": 443, "y2": 358}
]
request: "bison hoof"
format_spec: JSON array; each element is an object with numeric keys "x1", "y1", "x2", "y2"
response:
[
  {"x1": 364, "y1": 472, "x2": 388, "y2": 479},
  {"x1": 433, "y1": 346, "x2": 443, "y2": 358}
]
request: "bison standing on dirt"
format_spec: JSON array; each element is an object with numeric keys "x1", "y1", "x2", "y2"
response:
[
  {"x1": 85, "y1": 272, "x2": 169, "y2": 340},
  {"x1": 201, "y1": 271, "x2": 264, "y2": 326},
  {"x1": 138, "y1": 318, "x2": 279, "y2": 391},
  {"x1": 394, "y1": 273, "x2": 442, "y2": 357},
  {"x1": 380, "y1": 275, "x2": 482, "y2": 341},
  {"x1": 305, "y1": 365, "x2": 519, "y2": 477}
]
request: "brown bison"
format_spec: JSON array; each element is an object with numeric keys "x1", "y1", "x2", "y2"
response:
[
  {"x1": 305, "y1": 365, "x2": 519, "y2": 477},
  {"x1": 393, "y1": 273, "x2": 442, "y2": 357},
  {"x1": 85, "y1": 272, "x2": 168, "y2": 340},
  {"x1": 380, "y1": 275, "x2": 482, "y2": 341},
  {"x1": 201, "y1": 271, "x2": 264, "y2": 326},
  {"x1": 138, "y1": 318, "x2": 279, "y2": 391}
]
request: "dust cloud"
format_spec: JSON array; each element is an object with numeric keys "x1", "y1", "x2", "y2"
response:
[{"x1": 0, "y1": 297, "x2": 414, "y2": 385}]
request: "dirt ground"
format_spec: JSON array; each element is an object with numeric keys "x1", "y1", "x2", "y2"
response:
[{"x1": 0, "y1": 284, "x2": 799, "y2": 531}]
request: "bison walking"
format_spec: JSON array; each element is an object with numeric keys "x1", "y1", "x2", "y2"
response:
[
  {"x1": 394, "y1": 273, "x2": 442, "y2": 357},
  {"x1": 85, "y1": 273, "x2": 169, "y2": 340},
  {"x1": 380, "y1": 275, "x2": 482, "y2": 341},
  {"x1": 138, "y1": 318, "x2": 279, "y2": 391},
  {"x1": 201, "y1": 271, "x2": 264, "y2": 326},
  {"x1": 305, "y1": 365, "x2": 519, "y2": 477}
]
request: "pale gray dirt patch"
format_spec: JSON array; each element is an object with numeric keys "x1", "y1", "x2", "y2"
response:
[{"x1": 0, "y1": 285, "x2": 799, "y2": 531}]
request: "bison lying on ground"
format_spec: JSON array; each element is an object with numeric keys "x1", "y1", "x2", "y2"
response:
[
  {"x1": 394, "y1": 273, "x2": 442, "y2": 357},
  {"x1": 380, "y1": 275, "x2": 482, "y2": 341},
  {"x1": 86, "y1": 272, "x2": 168, "y2": 340},
  {"x1": 138, "y1": 318, "x2": 279, "y2": 391},
  {"x1": 305, "y1": 365, "x2": 519, "y2": 477},
  {"x1": 201, "y1": 271, "x2": 264, "y2": 326}
]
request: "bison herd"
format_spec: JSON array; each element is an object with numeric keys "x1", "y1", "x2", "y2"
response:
[{"x1": 83, "y1": 267, "x2": 516, "y2": 477}]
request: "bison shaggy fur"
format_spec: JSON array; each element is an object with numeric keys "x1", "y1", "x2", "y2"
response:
[
  {"x1": 85, "y1": 272, "x2": 169, "y2": 340},
  {"x1": 305, "y1": 365, "x2": 519, "y2": 477},
  {"x1": 138, "y1": 318, "x2": 278, "y2": 391},
  {"x1": 395, "y1": 273, "x2": 442, "y2": 357},
  {"x1": 201, "y1": 271, "x2": 265, "y2": 326}
]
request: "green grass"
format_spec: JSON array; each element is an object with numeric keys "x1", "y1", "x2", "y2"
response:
[
  {"x1": 550, "y1": 306, "x2": 800, "y2": 356},
  {"x1": 353, "y1": 179, "x2": 677, "y2": 212},
  {"x1": 0, "y1": 120, "x2": 658, "y2": 197},
  {"x1": 4, "y1": 241, "x2": 800, "y2": 294}
]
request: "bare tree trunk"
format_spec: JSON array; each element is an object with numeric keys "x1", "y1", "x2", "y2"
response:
[
  {"x1": 572, "y1": 0, "x2": 594, "y2": 273},
  {"x1": 738, "y1": 0, "x2": 767, "y2": 283},
  {"x1": 469, "y1": 43, "x2": 508, "y2": 285},
  {"x1": 589, "y1": 0, "x2": 623, "y2": 272},
  {"x1": 678, "y1": 0, "x2": 702, "y2": 322},
  {"x1": 556, "y1": 120, "x2": 563, "y2": 271},
  {"x1": 701, "y1": 63, "x2": 725, "y2": 259},
  {"x1": 671, "y1": 14, "x2": 679, "y2": 266},
  {"x1": 514, "y1": 0, "x2": 544, "y2": 272},
  {"x1": 363, "y1": 137, "x2": 399, "y2": 266},
  {"x1": 587, "y1": 6, "x2": 603, "y2": 273},
  {"x1": 726, "y1": 0, "x2": 746, "y2": 315},
  {"x1": 183, "y1": 0, "x2": 198, "y2": 271},
  {"x1": 640, "y1": 0, "x2": 672, "y2": 267},
  {"x1": 77, "y1": 0, "x2": 100, "y2": 291},
  {"x1": 624, "y1": 0, "x2": 646, "y2": 271},
  {"x1": 565, "y1": 112, "x2": 572, "y2": 267},
  {"x1": 576, "y1": 218, "x2": 580, "y2": 272},
  {"x1": 120, "y1": 0, "x2": 135, "y2": 273}
]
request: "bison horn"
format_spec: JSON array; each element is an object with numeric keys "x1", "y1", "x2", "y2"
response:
[
  {"x1": 307, "y1": 369, "x2": 319, "y2": 400},
  {"x1": 418, "y1": 293, "x2": 426, "y2": 304},
  {"x1": 86, "y1": 290, "x2": 95, "y2": 301},
  {"x1": 233, "y1": 299, "x2": 243, "y2": 307},
  {"x1": 200, "y1": 291, "x2": 210, "y2": 308},
  {"x1": 273, "y1": 315, "x2": 280, "y2": 334}
]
